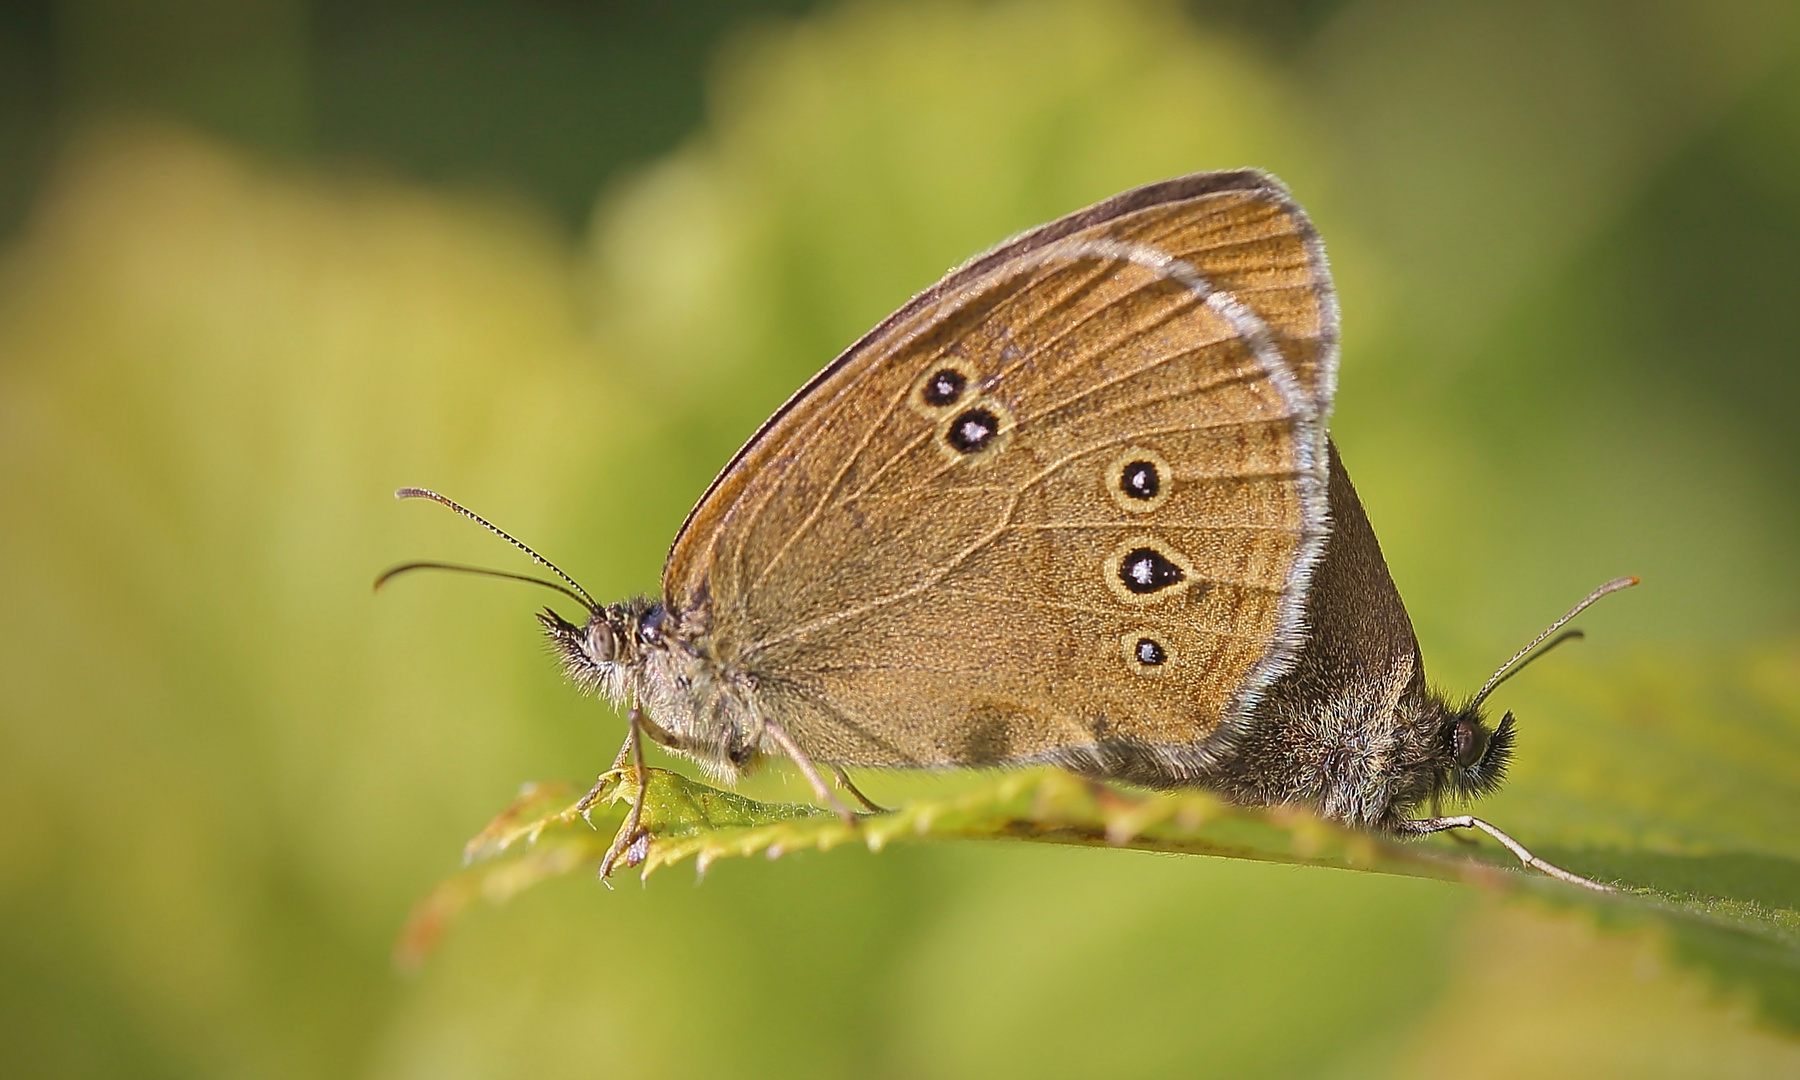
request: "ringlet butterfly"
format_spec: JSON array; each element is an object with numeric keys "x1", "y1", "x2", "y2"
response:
[{"x1": 386, "y1": 171, "x2": 1633, "y2": 889}]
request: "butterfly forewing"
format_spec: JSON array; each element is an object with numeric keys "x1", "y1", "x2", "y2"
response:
[{"x1": 665, "y1": 172, "x2": 1337, "y2": 771}]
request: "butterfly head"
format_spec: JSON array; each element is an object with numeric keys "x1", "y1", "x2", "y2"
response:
[
  {"x1": 1437, "y1": 701, "x2": 1516, "y2": 801},
  {"x1": 537, "y1": 598, "x2": 659, "y2": 706}
]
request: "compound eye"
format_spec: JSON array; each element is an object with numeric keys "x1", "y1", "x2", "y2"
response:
[
  {"x1": 585, "y1": 621, "x2": 616, "y2": 664},
  {"x1": 1452, "y1": 717, "x2": 1489, "y2": 768}
]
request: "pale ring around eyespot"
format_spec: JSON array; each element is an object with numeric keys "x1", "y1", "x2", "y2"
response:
[
  {"x1": 1104, "y1": 446, "x2": 1173, "y2": 513},
  {"x1": 907, "y1": 356, "x2": 982, "y2": 420},
  {"x1": 1103, "y1": 535, "x2": 1197, "y2": 605},
  {"x1": 933, "y1": 394, "x2": 1014, "y2": 465},
  {"x1": 1119, "y1": 631, "x2": 1176, "y2": 677}
]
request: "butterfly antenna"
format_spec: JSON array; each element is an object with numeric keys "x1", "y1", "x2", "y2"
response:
[
  {"x1": 394, "y1": 487, "x2": 600, "y2": 612},
  {"x1": 373, "y1": 560, "x2": 595, "y2": 611},
  {"x1": 1470, "y1": 576, "x2": 1638, "y2": 710}
]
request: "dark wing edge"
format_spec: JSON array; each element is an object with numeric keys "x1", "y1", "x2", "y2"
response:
[{"x1": 664, "y1": 169, "x2": 1342, "y2": 750}]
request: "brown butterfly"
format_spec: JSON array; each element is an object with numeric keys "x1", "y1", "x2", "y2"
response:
[{"x1": 388, "y1": 171, "x2": 1632, "y2": 889}]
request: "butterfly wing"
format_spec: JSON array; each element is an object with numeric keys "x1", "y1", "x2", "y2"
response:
[{"x1": 665, "y1": 171, "x2": 1337, "y2": 774}]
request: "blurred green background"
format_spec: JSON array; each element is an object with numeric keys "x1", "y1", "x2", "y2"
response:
[{"x1": 4, "y1": 1, "x2": 1800, "y2": 1076}]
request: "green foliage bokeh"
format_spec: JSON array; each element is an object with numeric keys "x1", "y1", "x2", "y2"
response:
[{"x1": 2, "y1": 1, "x2": 1800, "y2": 1077}]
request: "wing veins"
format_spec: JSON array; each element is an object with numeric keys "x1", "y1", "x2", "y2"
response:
[
  {"x1": 741, "y1": 412, "x2": 1302, "y2": 658},
  {"x1": 733, "y1": 226, "x2": 1315, "y2": 661},
  {"x1": 1023, "y1": 352, "x2": 1263, "y2": 428},
  {"x1": 747, "y1": 351, "x2": 918, "y2": 593},
  {"x1": 846, "y1": 341, "x2": 1273, "y2": 512},
  {"x1": 743, "y1": 259, "x2": 1121, "y2": 593},
  {"x1": 828, "y1": 260, "x2": 1130, "y2": 510},
  {"x1": 940, "y1": 589, "x2": 1283, "y2": 627},
  {"x1": 806, "y1": 241, "x2": 1260, "y2": 530}
]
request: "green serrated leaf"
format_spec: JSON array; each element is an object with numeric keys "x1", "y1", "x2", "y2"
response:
[{"x1": 403, "y1": 763, "x2": 1800, "y2": 1033}]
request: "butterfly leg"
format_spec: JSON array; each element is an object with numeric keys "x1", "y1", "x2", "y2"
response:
[
  {"x1": 1402, "y1": 815, "x2": 1614, "y2": 892},
  {"x1": 761, "y1": 719, "x2": 857, "y2": 824},
  {"x1": 594, "y1": 703, "x2": 650, "y2": 882},
  {"x1": 574, "y1": 721, "x2": 639, "y2": 827},
  {"x1": 1427, "y1": 792, "x2": 1477, "y2": 846},
  {"x1": 830, "y1": 764, "x2": 887, "y2": 814}
]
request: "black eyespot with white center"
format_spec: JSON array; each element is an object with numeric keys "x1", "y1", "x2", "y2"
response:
[
  {"x1": 1120, "y1": 547, "x2": 1185, "y2": 594},
  {"x1": 1104, "y1": 448, "x2": 1172, "y2": 514},
  {"x1": 1121, "y1": 460, "x2": 1160, "y2": 501},
  {"x1": 946, "y1": 407, "x2": 1000, "y2": 453},
  {"x1": 1119, "y1": 628, "x2": 1177, "y2": 674},
  {"x1": 922, "y1": 368, "x2": 967, "y2": 407}
]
